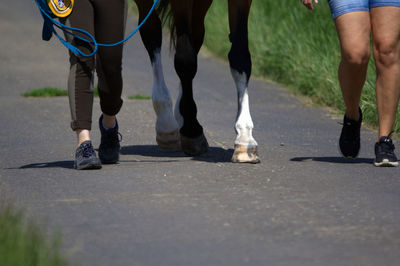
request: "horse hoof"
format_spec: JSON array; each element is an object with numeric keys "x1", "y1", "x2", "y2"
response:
[
  {"x1": 156, "y1": 129, "x2": 181, "y2": 150},
  {"x1": 181, "y1": 133, "x2": 209, "y2": 156},
  {"x1": 231, "y1": 144, "x2": 260, "y2": 164}
]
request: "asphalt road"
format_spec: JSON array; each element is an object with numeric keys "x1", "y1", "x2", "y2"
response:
[{"x1": 0, "y1": 1, "x2": 399, "y2": 266}]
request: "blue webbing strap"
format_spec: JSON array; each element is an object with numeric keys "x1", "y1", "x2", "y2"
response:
[{"x1": 35, "y1": 0, "x2": 159, "y2": 57}]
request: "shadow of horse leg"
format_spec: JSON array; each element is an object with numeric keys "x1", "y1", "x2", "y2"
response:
[
  {"x1": 136, "y1": 0, "x2": 180, "y2": 150},
  {"x1": 228, "y1": 0, "x2": 259, "y2": 163}
]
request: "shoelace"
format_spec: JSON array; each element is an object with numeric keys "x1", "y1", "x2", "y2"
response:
[
  {"x1": 379, "y1": 132, "x2": 395, "y2": 154},
  {"x1": 339, "y1": 120, "x2": 360, "y2": 139},
  {"x1": 101, "y1": 132, "x2": 122, "y2": 147},
  {"x1": 81, "y1": 143, "x2": 95, "y2": 157},
  {"x1": 387, "y1": 130, "x2": 394, "y2": 139}
]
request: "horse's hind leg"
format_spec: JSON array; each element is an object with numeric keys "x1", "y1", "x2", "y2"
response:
[
  {"x1": 170, "y1": 0, "x2": 212, "y2": 156},
  {"x1": 228, "y1": 0, "x2": 259, "y2": 163},
  {"x1": 135, "y1": 0, "x2": 180, "y2": 150}
]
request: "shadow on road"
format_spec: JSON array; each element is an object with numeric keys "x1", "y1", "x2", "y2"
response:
[
  {"x1": 290, "y1": 156, "x2": 374, "y2": 164},
  {"x1": 121, "y1": 145, "x2": 233, "y2": 163},
  {"x1": 120, "y1": 144, "x2": 183, "y2": 157},
  {"x1": 191, "y1": 147, "x2": 234, "y2": 163},
  {"x1": 9, "y1": 146, "x2": 234, "y2": 170},
  {"x1": 16, "y1": 160, "x2": 74, "y2": 169}
]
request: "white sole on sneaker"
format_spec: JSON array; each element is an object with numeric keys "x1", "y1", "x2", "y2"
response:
[{"x1": 374, "y1": 159, "x2": 399, "y2": 167}]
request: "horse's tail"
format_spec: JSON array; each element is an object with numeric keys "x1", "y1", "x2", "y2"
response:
[{"x1": 157, "y1": 0, "x2": 177, "y2": 49}]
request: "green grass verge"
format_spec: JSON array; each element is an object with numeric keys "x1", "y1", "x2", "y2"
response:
[
  {"x1": 203, "y1": 1, "x2": 399, "y2": 133},
  {"x1": 94, "y1": 86, "x2": 99, "y2": 97},
  {"x1": 0, "y1": 205, "x2": 69, "y2": 266},
  {"x1": 128, "y1": 94, "x2": 151, "y2": 100},
  {"x1": 22, "y1": 87, "x2": 99, "y2": 97},
  {"x1": 22, "y1": 88, "x2": 68, "y2": 97}
]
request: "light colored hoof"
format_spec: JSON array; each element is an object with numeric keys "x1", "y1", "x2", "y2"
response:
[
  {"x1": 231, "y1": 144, "x2": 260, "y2": 164},
  {"x1": 156, "y1": 129, "x2": 181, "y2": 150},
  {"x1": 181, "y1": 133, "x2": 209, "y2": 156}
]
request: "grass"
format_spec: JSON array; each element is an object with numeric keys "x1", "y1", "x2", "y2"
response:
[
  {"x1": 202, "y1": 0, "x2": 399, "y2": 133},
  {"x1": 22, "y1": 87, "x2": 99, "y2": 97},
  {"x1": 128, "y1": 94, "x2": 151, "y2": 100},
  {"x1": 22, "y1": 88, "x2": 68, "y2": 97},
  {"x1": 22, "y1": 86, "x2": 149, "y2": 100},
  {"x1": 0, "y1": 204, "x2": 69, "y2": 266},
  {"x1": 94, "y1": 86, "x2": 99, "y2": 97}
]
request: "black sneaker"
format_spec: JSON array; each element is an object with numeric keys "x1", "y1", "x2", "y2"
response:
[
  {"x1": 98, "y1": 115, "x2": 121, "y2": 164},
  {"x1": 339, "y1": 108, "x2": 362, "y2": 158},
  {"x1": 374, "y1": 135, "x2": 398, "y2": 167},
  {"x1": 74, "y1": 140, "x2": 102, "y2": 170}
]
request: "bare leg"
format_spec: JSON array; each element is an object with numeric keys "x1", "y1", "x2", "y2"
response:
[
  {"x1": 371, "y1": 7, "x2": 400, "y2": 139},
  {"x1": 102, "y1": 114, "x2": 116, "y2": 129},
  {"x1": 335, "y1": 11, "x2": 371, "y2": 120},
  {"x1": 77, "y1": 129, "x2": 91, "y2": 146}
]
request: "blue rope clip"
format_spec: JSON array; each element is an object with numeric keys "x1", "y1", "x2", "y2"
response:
[{"x1": 35, "y1": 0, "x2": 159, "y2": 57}]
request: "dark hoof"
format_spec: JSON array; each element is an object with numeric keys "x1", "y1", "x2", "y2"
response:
[
  {"x1": 156, "y1": 129, "x2": 181, "y2": 150},
  {"x1": 181, "y1": 133, "x2": 209, "y2": 156}
]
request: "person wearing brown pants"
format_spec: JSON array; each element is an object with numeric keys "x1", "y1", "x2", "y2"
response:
[{"x1": 63, "y1": 0, "x2": 127, "y2": 169}]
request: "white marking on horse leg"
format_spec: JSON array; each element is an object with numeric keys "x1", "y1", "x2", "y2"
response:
[
  {"x1": 231, "y1": 69, "x2": 259, "y2": 163},
  {"x1": 151, "y1": 50, "x2": 180, "y2": 149}
]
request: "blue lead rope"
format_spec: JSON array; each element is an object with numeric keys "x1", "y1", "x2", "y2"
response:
[{"x1": 35, "y1": 0, "x2": 159, "y2": 57}]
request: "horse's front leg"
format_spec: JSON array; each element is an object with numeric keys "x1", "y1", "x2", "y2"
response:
[
  {"x1": 230, "y1": 70, "x2": 259, "y2": 163},
  {"x1": 174, "y1": 36, "x2": 209, "y2": 156},
  {"x1": 170, "y1": 0, "x2": 212, "y2": 156},
  {"x1": 136, "y1": 0, "x2": 180, "y2": 150},
  {"x1": 228, "y1": 0, "x2": 259, "y2": 163}
]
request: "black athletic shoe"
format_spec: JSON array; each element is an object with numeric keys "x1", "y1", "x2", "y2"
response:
[
  {"x1": 339, "y1": 108, "x2": 362, "y2": 158},
  {"x1": 74, "y1": 140, "x2": 102, "y2": 170},
  {"x1": 374, "y1": 135, "x2": 398, "y2": 167},
  {"x1": 98, "y1": 115, "x2": 121, "y2": 164}
]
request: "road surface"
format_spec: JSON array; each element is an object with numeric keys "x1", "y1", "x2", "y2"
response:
[{"x1": 0, "y1": 1, "x2": 399, "y2": 266}]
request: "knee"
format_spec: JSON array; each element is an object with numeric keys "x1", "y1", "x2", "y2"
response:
[
  {"x1": 102, "y1": 64, "x2": 122, "y2": 77},
  {"x1": 228, "y1": 33, "x2": 251, "y2": 78},
  {"x1": 174, "y1": 35, "x2": 197, "y2": 80},
  {"x1": 98, "y1": 55, "x2": 122, "y2": 78},
  {"x1": 97, "y1": 47, "x2": 123, "y2": 76},
  {"x1": 97, "y1": 61, "x2": 122, "y2": 94},
  {"x1": 373, "y1": 41, "x2": 399, "y2": 68},
  {"x1": 70, "y1": 55, "x2": 95, "y2": 75},
  {"x1": 341, "y1": 47, "x2": 370, "y2": 67}
]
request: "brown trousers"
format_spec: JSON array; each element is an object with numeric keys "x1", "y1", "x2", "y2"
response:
[{"x1": 64, "y1": 0, "x2": 127, "y2": 130}]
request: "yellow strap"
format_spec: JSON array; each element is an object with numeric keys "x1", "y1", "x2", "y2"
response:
[{"x1": 47, "y1": 0, "x2": 74, "y2": 18}]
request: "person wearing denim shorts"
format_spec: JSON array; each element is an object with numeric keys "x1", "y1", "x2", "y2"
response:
[{"x1": 301, "y1": 0, "x2": 400, "y2": 166}]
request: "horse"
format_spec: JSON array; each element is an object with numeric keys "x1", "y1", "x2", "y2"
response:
[{"x1": 133, "y1": 0, "x2": 259, "y2": 163}]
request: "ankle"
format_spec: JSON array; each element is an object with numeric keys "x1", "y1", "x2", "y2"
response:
[
  {"x1": 102, "y1": 114, "x2": 116, "y2": 129},
  {"x1": 345, "y1": 107, "x2": 361, "y2": 121},
  {"x1": 76, "y1": 129, "x2": 91, "y2": 146},
  {"x1": 378, "y1": 130, "x2": 394, "y2": 142}
]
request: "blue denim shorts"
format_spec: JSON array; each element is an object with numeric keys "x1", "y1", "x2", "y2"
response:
[{"x1": 328, "y1": 0, "x2": 400, "y2": 19}]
